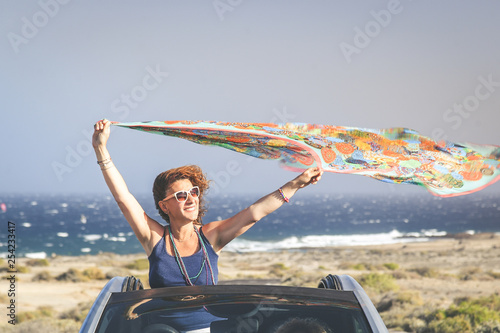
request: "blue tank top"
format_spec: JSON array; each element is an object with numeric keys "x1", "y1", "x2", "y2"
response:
[{"x1": 148, "y1": 226, "x2": 219, "y2": 288}]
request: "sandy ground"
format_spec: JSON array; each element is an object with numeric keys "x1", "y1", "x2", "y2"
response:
[{"x1": 2, "y1": 233, "x2": 499, "y2": 330}]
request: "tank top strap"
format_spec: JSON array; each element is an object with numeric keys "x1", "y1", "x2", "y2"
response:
[{"x1": 199, "y1": 226, "x2": 209, "y2": 245}]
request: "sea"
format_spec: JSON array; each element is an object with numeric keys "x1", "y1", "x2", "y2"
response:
[{"x1": 1, "y1": 192, "x2": 499, "y2": 259}]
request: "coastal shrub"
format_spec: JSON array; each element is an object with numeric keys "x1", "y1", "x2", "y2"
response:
[
  {"x1": 17, "y1": 265, "x2": 30, "y2": 273},
  {"x1": 383, "y1": 262, "x2": 399, "y2": 271},
  {"x1": 459, "y1": 266, "x2": 483, "y2": 281},
  {"x1": 82, "y1": 267, "x2": 105, "y2": 280},
  {"x1": 272, "y1": 263, "x2": 289, "y2": 270},
  {"x1": 60, "y1": 301, "x2": 93, "y2": 323},
  {"x1": 422, "y1": 295, "x2": 500, "y2": 332},
  {"x1": 410, "y1": 267, "x2": 440, "y2": 278},
  {"x1": 391, "y1": 270, "x2": 411, "y2": 280},
  {"x1": 0, "y1": 294, "x2": 8, "y2": 303},
  {"x1": 26, "y1": 258, "x2": 50, "y2": 267},
  {"x1": 428, "y1": 314, "x2": 472, "y2": 333},
  {"x1": 351, "y1": 263, "x2": 368, "y2": 270},
  {"x1": 17, "y1": 306, "x2": 55, "y2": 323},
  {"x1": 351, "y1": 263, "x2": 365, "y2": 270},
  {"x1": 369, "y1": 249, "x2": 384, "y2": 256},
  {"x1": 377, "y1": 290, "x2": 423, "y2": 313},
  {"x1": 338, "y1": 261, "x2": 352, "y2": 270},
  {"x1": 105, "y1": 267, "x2": 131, "y2": 279},
  {"x1": 487, "y1": 271, "x2": 500, "y2": 279},
  {"x1": 32, "y1": 270, "x2": 53, "y2": 282},
  {"x1": 5, "y1": 318, "x2": 81, "y2": 333},
  {"x1": 270, "y1": 263, "x2": 289, "y2": 277},
  {"x1": 341, "y1": 262, "x2": 377, "y2": 271},
  {"x1": 396, "y1": 290, "x2": 424, "y2": 307},
  {"x1": 456, "y1": 294, "x2": 500, "y2": 314},
  {"x1": 126, "y1": 258, "x2": 149, "y2": 270},
  {"x1": 56, "y1": 268, "x2": 89, "y2": 282},
  {"x1": 475, "y1": 321, "x2": 500, "y2": 332},
  {"x1": 358, "y1": 273, "x2": 399, "y2": 293}
]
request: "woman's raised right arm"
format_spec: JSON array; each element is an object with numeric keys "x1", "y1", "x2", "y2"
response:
[{"x1": 92, "y1": 119, "x2": 161, "y2": 254}]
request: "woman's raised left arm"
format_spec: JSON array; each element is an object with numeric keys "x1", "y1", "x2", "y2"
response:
[{"x1": 203, "y1": 167, "x2": 323, "y2": 253}]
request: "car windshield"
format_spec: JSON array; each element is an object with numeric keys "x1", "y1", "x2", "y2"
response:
[{"x1": 95, "y1": 285, "x2": 373, "y2": 333}]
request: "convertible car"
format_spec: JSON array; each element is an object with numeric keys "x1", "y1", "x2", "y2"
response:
[{"x1": 80, "y1": 274, "x2": 388, "y2": 333}]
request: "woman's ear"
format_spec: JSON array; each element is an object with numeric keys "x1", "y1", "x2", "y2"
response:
[{"x1": 159, "y1": 201, "x2": 169, "y2": 215}]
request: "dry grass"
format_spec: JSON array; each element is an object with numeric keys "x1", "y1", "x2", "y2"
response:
[{"x1": 3, "y1": 233, "x2": 499, "y2": 332}]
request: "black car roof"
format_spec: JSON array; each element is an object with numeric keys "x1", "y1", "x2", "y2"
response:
[{"x1": 109, "y1": 284, "x2": 359, "y2": 305}]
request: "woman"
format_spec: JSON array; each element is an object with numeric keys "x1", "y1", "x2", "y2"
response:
[{"x1": 92, "y1": 119, "x2": 323, "y2": 288}]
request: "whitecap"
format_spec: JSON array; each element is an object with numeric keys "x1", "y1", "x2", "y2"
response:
[
  {"x1": 420, "y1": 229, "x2": 447, "y2": 237},
  {"x1": 107, "y1": 237, "x2": 126, "y2": 242},
  {"x1": 81, "y1": 248, "x2": 91, "y2": 253},
  {"x1": 57, "y1": 232, "x2": 69, "y2": 238},
  {"x1": 25, "y1": 252, "x2": 47, "y2": 259},
  {"x1": 83, "y1": 234, "x2": 102, "y2": 242},
  {"x1": 21, "y1": 223, "x2": 31, "y2": 228},
  {"x1": 224, "y1": 229, "x2": 433, "y2": 253}
]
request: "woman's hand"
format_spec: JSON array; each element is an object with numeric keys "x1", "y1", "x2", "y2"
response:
[
  {"x1": 92, "y1": 119, "x2": 111, "y2": 149},
  {"x1": 293, "y1": 167, "x2": 323, "y2": 188}
]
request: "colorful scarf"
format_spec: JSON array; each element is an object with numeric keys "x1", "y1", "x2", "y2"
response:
[{"x1": 113, "y1": 121, "x2": 500, "y2": 197}]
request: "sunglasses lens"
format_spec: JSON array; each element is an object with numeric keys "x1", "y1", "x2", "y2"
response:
[
  {"x1": 175, "y1": 192, "x2": 188, "y2": 202},
  {"x1": 190, "y1": 187, "x2": 200, "y2": 198}
]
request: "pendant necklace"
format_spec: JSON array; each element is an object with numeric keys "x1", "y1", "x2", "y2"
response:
[{"x1": 168, "y1": 225, "x2": 215, "y2": 286}]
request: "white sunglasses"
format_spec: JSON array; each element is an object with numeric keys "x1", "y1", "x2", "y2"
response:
[{"x1": 163, "y1": 186, "x2": 200, "y2": 203}]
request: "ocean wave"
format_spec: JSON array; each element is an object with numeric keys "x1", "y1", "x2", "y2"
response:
[
  {"x1": 81, "y1": 233, "x2": 127, "y2": 242},
  {"x1": 83, "y1": 234, "x2": 102, "y2": 242},
  {"x1": 25, "y1": 252, "x2": 47, "y2": 259},
  {"x1": 224, "y1": 229, "x2": 442, "y2": 253}
]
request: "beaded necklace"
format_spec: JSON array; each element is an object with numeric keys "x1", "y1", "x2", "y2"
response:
[{"x1": 168, "y1": 225, "x2": 215, "y2": 286}]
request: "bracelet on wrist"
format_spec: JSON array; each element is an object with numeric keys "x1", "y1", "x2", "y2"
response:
[
  {"x1": 278, "y1": 188, "x2": 289, "y2": 203},
  {"x1": 97, "y1": 157, "x2": 113, "y2": 170},
  {"x1": 100, "y1": 163, "x2": 114, "y2": 171},
  {"x1": 97, "y1": 157, "x2": 111, "y2": 165}
]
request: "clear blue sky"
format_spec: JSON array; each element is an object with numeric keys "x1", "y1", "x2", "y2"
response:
[{"x1": 1, "y1": 0, "x2": 499, "y2": 196}]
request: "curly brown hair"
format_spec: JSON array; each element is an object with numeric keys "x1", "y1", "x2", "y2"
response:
[{"x1": 152, "y1": 165, "x2": 210, "y2": 225}]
